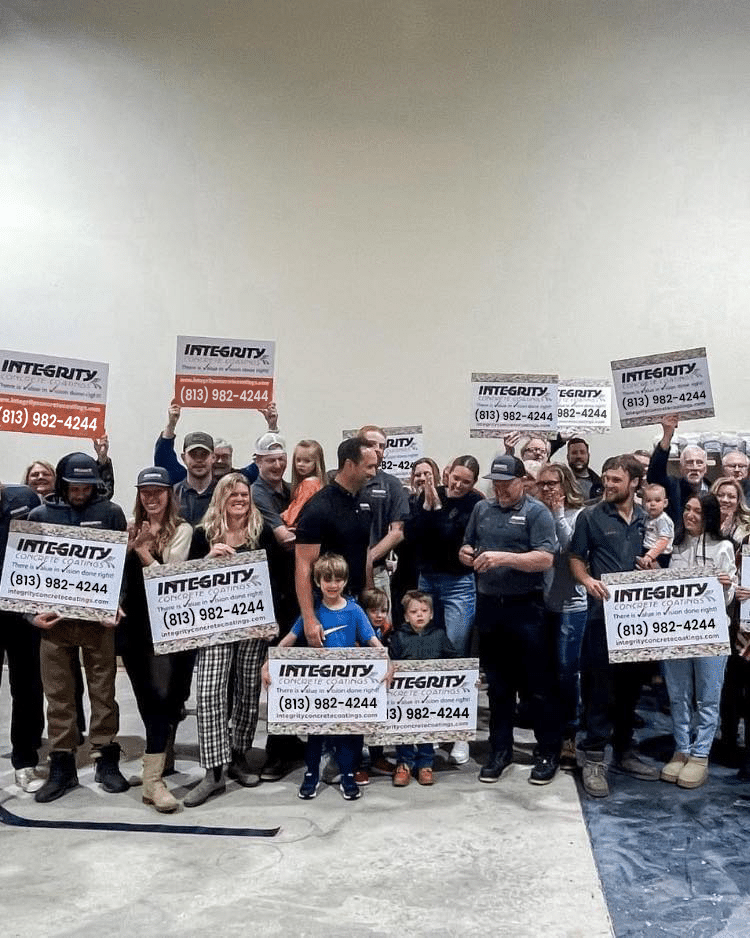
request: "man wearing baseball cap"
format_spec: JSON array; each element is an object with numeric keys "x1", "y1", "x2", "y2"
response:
[
  {"x1": 171, "y1": 430, "x2": 217, "y2": 526},
  {"x1": 459, "y1": 454, "x2": 561, "y2": 785}
]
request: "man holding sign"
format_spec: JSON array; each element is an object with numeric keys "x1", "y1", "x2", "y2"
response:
[
  {"x1": 570, "y1": 455, "x2": 658, "y2": 798},
  {"x1": 647, "y1": 415, "x2": 708, "y2": 526},
  {"x1": 27, "y1": 453, "x2": 128, "y2": 803}
]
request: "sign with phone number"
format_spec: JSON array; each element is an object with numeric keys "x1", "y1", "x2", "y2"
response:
[
  {"x1": 175, "y1": 335, "x2": 275, "y2": 410},
  {"x1": 602, "y1": 567, "x2": 729, "y2": 663},
  {"x1": 143, "y1": 550, "x2": 278, "y2": 654},
  {"x1": 343, "y1": 426, "x2": 423, "y2": 482},
  {"x1": 0, "y1": 350, "x2": 107, "y2": 439},
  {"x1": 611, "y1": 347, "x2": 714, "y2": 428},
  {"x1": 266, "y1": 647, "x2": 389, "y2": 734},
  {"x1": 470, "y1": 373, "x2": 558, "y2": 437},
  {"x1": 0, "y1": 521, "x2": 126, "y2": 620},
  {"x1": 367, "y1": 659, "x2": 479, "y2": 745}
]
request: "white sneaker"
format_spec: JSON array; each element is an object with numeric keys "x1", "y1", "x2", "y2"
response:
[
  {"x1": 15, "y1": 767, "x2": 45, "y2": 793},
  {"x1": 450, "y1": 741, "x2": 470, "y2": 765}
]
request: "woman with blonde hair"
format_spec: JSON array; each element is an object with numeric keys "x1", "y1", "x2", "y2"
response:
[{"x1": 184, "y1": 473, "x2": 278, "y2": 806}]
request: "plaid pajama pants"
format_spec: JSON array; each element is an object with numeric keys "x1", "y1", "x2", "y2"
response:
[{"x1": 195, "y1": 638, "x2": 267, "y2": 769}]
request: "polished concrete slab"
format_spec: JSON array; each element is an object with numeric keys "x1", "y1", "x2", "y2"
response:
[{"x1": 0, "y1": 670, "x2": 612, "y2": 937}]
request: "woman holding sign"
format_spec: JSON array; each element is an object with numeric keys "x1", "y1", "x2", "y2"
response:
[
  {"x1": 661, "y1": 493, "x2": 737, "y2": 789},
  {"x1": 121, "y1": 467, "x2": 192, "y2": 813},
  {"x1": 184, "y1": 473, "x2": 277, "y2": 806}
]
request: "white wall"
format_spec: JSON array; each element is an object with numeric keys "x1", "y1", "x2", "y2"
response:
[{"x1": 2, "y1": 0, "x2": 749, "y2": 500}]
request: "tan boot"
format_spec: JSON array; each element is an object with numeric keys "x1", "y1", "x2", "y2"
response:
[
  {"x1": 142, "y1": 753, "x2": 179, "y2": 813},
  {"x1": 660, "y1": 751, "x2": 689, "y2": 784},
  {"x1": 677, "y1": 755, "x2": 709, "y2": 789}
]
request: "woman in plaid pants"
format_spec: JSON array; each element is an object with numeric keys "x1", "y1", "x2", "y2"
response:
[{"x1": 183, "y1": 473, "x2": 279, "y2": 807}]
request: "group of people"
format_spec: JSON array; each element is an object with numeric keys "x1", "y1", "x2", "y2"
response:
[{"x1": 1, "y1": 405, "x2": 749, "y2": 811}]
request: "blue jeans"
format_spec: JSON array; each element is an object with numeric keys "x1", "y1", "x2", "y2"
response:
[
  {"x1": 418, "y1": 572, "x2": 476, "y2": 656},
  {"x1": 557, "y1": 607, "x2": 588, "y2": 737},
  {"x1": 395, "y1": 742, "x2": 434, "y2": 769},
  {"x1": 305, "y1": 734, "x2": 362, "y2": 778},
  {"x1": 662, "y1": 656, "x2": 727, "y2": 757}
]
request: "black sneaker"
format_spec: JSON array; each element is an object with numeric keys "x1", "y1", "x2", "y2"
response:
[
  {"x1": 260, "y1": 759, "x2": 292, "y2": 782},
  {"x1": 339, "y1": 773, "x2": 362, "y2": 801},
  {"x1": 529, "y1": 752, "x2": 559, "y2": 785},
  {"x1": 298, "y1": 772, "x2": 320, "y2": 800},
  {"x1": 478, "y1": 750, "x2": 512, "y2": 783}
]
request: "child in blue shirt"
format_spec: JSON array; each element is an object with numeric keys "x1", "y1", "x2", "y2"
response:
[{"x1": 262, "y1": 553, "x2": 385, "y2": 801}]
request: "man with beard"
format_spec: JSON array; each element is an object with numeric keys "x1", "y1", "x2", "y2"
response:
[
  {"x1": 570, "y1": 454, "x2": 659, "y2": 797},
  {"x1": 647, "y1": 415, "x2": 708, "y2": 525},
  {"x1": 564, "y1": 438, "x2": 603, "y2": 501}
]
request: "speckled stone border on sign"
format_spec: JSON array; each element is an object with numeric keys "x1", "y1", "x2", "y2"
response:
[
  {"x1": 267, "y1": 646, "x2": 390, "y2": 735},
  {"x1": 602, "y1": 565, "x2": 730, "y2": 662},
  {"x1": 367, "y1": 657, "x2": 480, "y2": 745},
  {"x1": 0, "y1": 521, "x2": 127, "y2": 621},
  {"x1": 144, "y1": 550, "x2": 278, "y2": 653}
]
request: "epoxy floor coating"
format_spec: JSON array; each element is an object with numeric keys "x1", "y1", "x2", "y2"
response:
[
  {"x1": 1, "y1": 671, "x2": 609, "y2": 937},
  {"x1": 5, "y1": 672, "x2": 750, "y2": 937}
]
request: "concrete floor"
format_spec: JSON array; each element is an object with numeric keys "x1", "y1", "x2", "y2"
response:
[{"x1": 1, "y1": 670, "x2": 613, "y2": 938}]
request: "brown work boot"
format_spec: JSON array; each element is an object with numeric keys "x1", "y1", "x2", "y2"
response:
[
  {"x1": 417, "y1": 767, "x2": 434, "y2": 786},
  {"x1": 392, "y1": 763, "x2": 411, "y2": 787}
]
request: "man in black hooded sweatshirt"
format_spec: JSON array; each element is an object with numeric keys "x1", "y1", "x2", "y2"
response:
[{"x1": 27, "y1": 452, "x2": 129, "y2": 802}]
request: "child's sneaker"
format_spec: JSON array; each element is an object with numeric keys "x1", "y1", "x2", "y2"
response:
[
  {"x1": 354, "y1": 768, "x2": 370, "y2": 786},
  {"x1": 298, "y1": 772, "x2": 320, "y2": 800},
  {"x1": 339, "y1": 773, "x2": 361, "y2": 801}
]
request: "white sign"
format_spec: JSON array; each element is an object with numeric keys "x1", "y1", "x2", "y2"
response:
[
  {"x1": 175, "y1": 335, "x2": 275, "y2": 409},
  {"x1": 557, "y1": 380, "x2": 612, "y2": 434},
  {"x1": 368, "y1": 659, "x2": 479, "y2": 744},
  {"x1": 0, "y1": 522, "x2": 126, "y2": 620},
  {"x1": 470, "y1": 373, "x2": 558, "y2": 437},
  {"x1": 602, "y1": 568, "x2": 730, "y2": 663},
  {"x1": 343, "y1": 426, "x2": 423, "y2": 482},
  {"x1": 611, "y1": 347, "x2": 714, "y2": 428},
  {"x1": 740, "y1": 546, "x2": 750, "y2": 628},
  {"x1": 0, "y1": 349, "x2": 107, "y2": 439},
  {"x1": 266, "y1": 647, "x2": 389, "y2": 733},
  {"x1": 143, "y1": 551, "x2": 277, "y2": 653}
]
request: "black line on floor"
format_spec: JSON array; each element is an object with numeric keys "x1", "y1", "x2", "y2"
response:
[{"x1": 0, "y1": 803, "x2": 279, "y2": 837}]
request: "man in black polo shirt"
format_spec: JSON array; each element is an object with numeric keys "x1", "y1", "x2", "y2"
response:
[
  {"x1": 172, "y1": 431, "x2": 217, "y2": 525},
  {"x1": 295, "y1": 437, "x2": 377, "y2": 646},
  {"x1": 570, "y1": 453, "x2": 659, "y2": 797}
]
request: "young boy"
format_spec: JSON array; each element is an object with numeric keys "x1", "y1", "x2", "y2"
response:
[
  {"x1": 640, "y1": 484, "x2": 674, "y2": 569},
  {"x1": 390, "y1": 590, "x2": 458, "y2": 787},
  {"x1": 262, "y1": 553, "x2": 385, "y2": 802}
]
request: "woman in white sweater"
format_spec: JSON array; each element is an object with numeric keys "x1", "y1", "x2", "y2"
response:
[
  {"x1": 661, "y1": 493, "x2": 736, "y2": 789},
  {"x1": 121, "y1": 467, "x2": 193, "y2": 812}
]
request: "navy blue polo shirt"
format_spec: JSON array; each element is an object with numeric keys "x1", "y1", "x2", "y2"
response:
[{"x1": 569, "y1": 499, "x2": 646, "y2": 617}]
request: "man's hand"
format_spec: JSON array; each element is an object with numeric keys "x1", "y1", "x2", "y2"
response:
[
  {"x1": 458, "y1": 545, "x2": 475, "y2": 567},
  {"x1": 658, "y1": 414, "x2": 679, "y2": 450},
  {"x1": 583, "y1": 577, "x2": 609, "y2": 601},
  {"x1": 260, "y1": 402, "x2": 278, "y2": 432},
  {"x1": 32, "y1": 611, "x2": 63, "y2": 630},
  {"x1": 261, "y1": 659, "x2": 272, "y2": 688},
  {"x1": 473, "y1": 550, "x2": 506, "y2": 573},
  {"x1": 93, "y1": 433, "x2": 109, "y2": 464},
  {"x1": 164, "y1": 401, "x2": 181, "y2": 439},
  {"x1": 503, "y1": 432, "x2": 522, "y2": 455},
  {"x1": 101, "y1": 606, "x2": 124, "y2": 628},
  {"x1": 303, "y1": 617, "x2": 324, "y2": 647}
]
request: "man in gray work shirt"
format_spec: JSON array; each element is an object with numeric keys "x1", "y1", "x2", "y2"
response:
[{"x1": 460, "y1": 455, "x2": 560, "y2": 786}]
